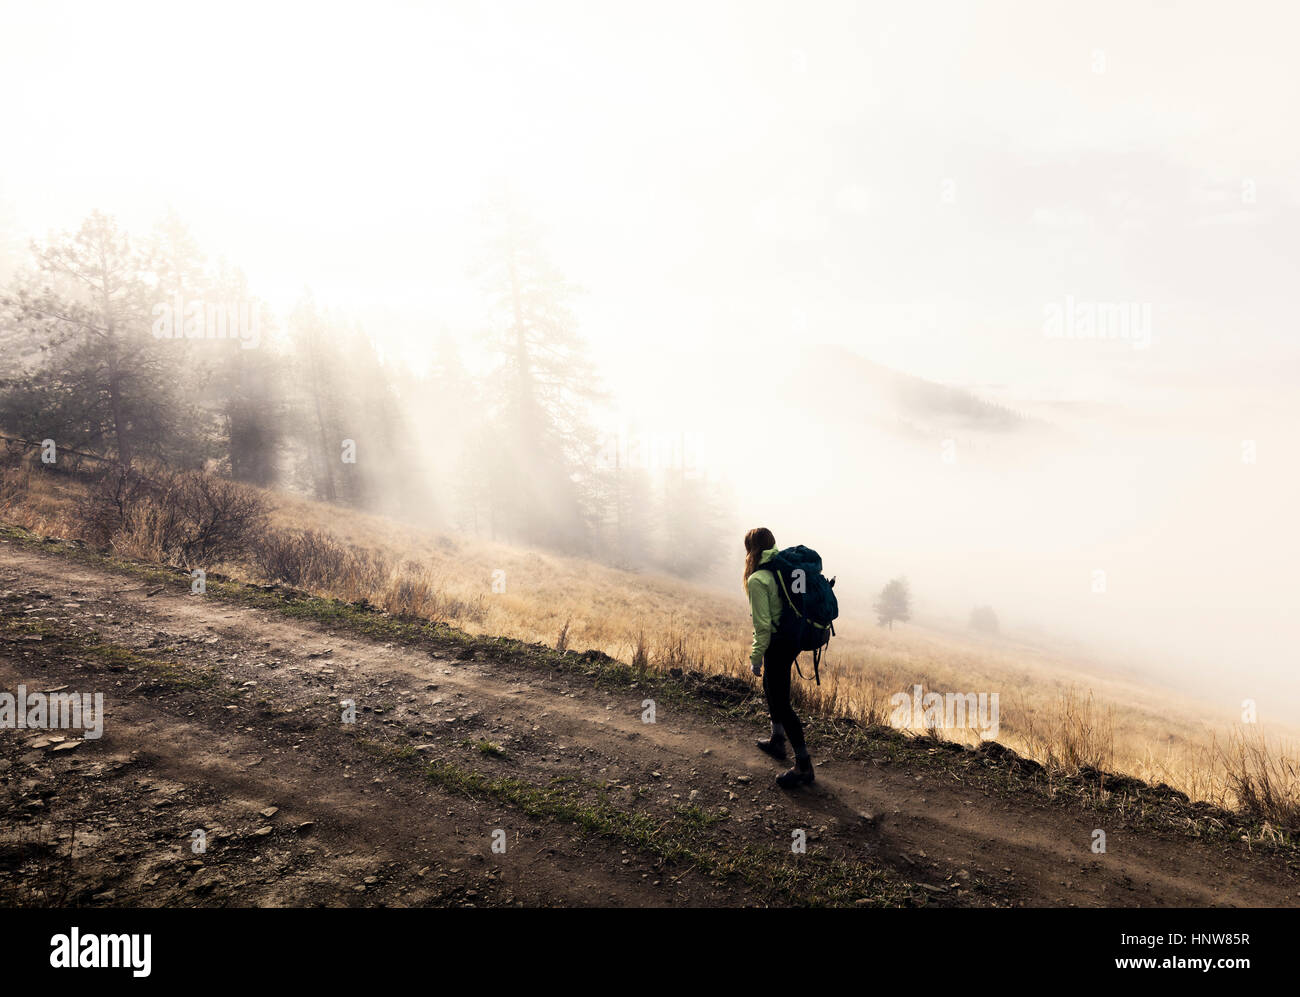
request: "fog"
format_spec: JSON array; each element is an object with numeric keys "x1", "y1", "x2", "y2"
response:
[{"x1": 2, "y1": 0, "x2": 1297, "y2": 714}]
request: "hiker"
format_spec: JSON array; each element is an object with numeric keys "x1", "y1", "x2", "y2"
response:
[{"x1": 744, "y1": 527, "x2": 815, "y2": 788}]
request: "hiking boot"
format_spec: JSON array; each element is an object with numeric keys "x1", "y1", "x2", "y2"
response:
[
  {"x1": 776, "y1": 756, "x2": 815, "y2": 789},
  {"x1": 756, "y1": 736, "x2": 788, "y2": 761}
]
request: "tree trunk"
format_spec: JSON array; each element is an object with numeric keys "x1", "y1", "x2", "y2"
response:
[{"x1": 99, "y1": 270, "x2": 133, "y2": 468}]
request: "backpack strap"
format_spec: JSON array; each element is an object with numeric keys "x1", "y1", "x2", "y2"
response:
[{"x1": 794, "y1": 648, "x2": 822, "y2": 686}]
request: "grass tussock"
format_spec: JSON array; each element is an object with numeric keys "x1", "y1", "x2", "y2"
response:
[
  {"x1": 1014, "y1": 688, "x2": 1116, "y2": 774},
  {"x1": 1222, "y1": 729, "x2": 1300, "y2": 831}
]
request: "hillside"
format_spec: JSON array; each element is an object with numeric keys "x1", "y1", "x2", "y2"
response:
[
  {"x1": 2, "y1": 533, "x2": 1296, "y2": 907},
  {"x1": 3, "y1": 464, "x2": 1298, "y2": 829}
]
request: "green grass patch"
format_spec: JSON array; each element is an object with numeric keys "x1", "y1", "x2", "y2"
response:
[
  {"x1": 355, "y1": 736, "x2": 917, "y2": 907},
  {"x1": 0, "y1": 604, "x2": 227, "y2": 694}
]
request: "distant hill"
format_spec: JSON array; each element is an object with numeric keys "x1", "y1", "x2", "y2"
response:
[{"x1": 784, "y1": 347, "x2": 1029, "y2": 441}]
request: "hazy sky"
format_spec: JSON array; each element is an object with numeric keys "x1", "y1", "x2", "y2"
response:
[
  {"x1": 3, "y1": 1, "x2": 1298, "y2": 711},
  {"x1": 4, "y1": 1, "x2": 1297, "y2": 394}
]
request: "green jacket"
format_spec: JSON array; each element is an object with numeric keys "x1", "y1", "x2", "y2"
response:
[{"x1": 747, "y1": 546, "x2": 783, "y2": 668}]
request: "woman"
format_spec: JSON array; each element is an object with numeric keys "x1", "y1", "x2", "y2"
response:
[{"x1": 744, "y1": 527, "x2": 814, "y2": 787}]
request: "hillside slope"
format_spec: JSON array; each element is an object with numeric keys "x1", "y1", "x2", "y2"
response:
[
  {"x1": 3, "y1": 464, "x2": 1295, "y2": 824},
  {"x1": 2, "y1": 537, "x2": 1295, "y2": 907}
]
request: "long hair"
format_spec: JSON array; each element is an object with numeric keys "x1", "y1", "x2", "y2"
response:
[{"x1": 743, "y1": 527, "x2": 776, "y2": 590}]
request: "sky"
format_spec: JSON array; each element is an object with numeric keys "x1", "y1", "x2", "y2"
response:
[
  {"x1": 3, "y1": 1, "x2": 1297, "y2": 390},
  {"x1": 2, "y1": 0, "x2": 1298, "y2": 712}
]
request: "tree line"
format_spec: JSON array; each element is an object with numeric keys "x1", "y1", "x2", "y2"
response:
[{"x1": 0, "y1": 208, "x2": 728, "y2": 579}]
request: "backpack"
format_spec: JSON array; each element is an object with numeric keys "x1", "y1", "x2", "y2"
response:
[{"x1": 766, "y1": 545, "x2": 838, "y2": 684}]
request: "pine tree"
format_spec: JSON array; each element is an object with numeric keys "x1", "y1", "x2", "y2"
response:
[
  {"x1": 0, "y1": 211, "x2": 204, "y2": 466},
  {"x1": 146, "y1": 212, "x2": 265, "y2": 474},
  {"x1": 875, "y1": 577, "x2": 912, "y2": 629},
  {"x1": 288, "y1": 292, "x2": 344, "y2": 501},
  {"x1": 476, "y1": 202, "x2": 602, "y2": 551}
]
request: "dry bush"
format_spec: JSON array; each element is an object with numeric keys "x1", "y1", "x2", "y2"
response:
[
  {"x1": 375, "y1": 563, "x2": 486, "y2": 624},
  {"x1": 256, "y1": 527, "x2": 336, "y2": 587},
  {"x1": 0, "y1": 457, "x2": 84, "y2": 535},
  {"x1": 443, "y1": 589, "x2": 487, "y2": 624},
  {"x1": 382, "y1": 572, "x2": 437, "y2": 618},
  {"x1": 631, "y1": 629, "x2": 649, "y2": 676},
  {"x1": 0, "y1": 463, "x2": 32, "y2": 512},
  {"x1": 255, "y1": 527, "x2": 392, "y2": 601},
  {"x1": 1222, "y1": 730, "x2": 1300, "y2": 831},
  {"x1": 78, "y1": 467, "x2": 267, "y2": 567},
  {"x1": 376, "y1": 567, "x2": 488, "y2": 623},
  {"x1": 75, "y1": 466, "x2": 162, "y2": 548},
  {"x1": 162, "y1": 472, "x2": 268, "y2": 565},
  {"x1": 252, "y1": 524, "x2": 502, "y2": 623},
  {"x1": 652, "y1": 624, "x2": 709, "y2": 673}
]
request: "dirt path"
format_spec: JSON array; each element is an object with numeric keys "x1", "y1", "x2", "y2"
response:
[{"x1": 1, "y1": 538, "x2": 1295, "y2": 907}]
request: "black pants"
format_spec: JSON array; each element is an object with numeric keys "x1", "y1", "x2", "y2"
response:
[{"x1": 762, "y1": 638, "x2": 807, "y2": 756}]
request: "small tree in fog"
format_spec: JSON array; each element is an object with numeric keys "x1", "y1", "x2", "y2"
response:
[
  {"x1": 969, "y1": 605, "x2": 999, "y2": 634},
  {"x1": 874, "y1": 577, "x2": 911, "y2": 629}
]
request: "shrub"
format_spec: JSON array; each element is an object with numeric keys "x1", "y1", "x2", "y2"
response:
[
  {"x1": 162, "y1": 472, "x2": 269, "y2": 565},
  {"x1": 256, "y1": 527, "x2": 348, "y2": 588},
  {"x1": 78, "y1": 467, "x2": 268, "y2": 567},
  {"x1": 255, "y1": 526, "x2": 394, "y2": 603},
  {"x1": 0, "y1": 464, "x2": 32, "y2": 512},
  {"x1": 75, "y1": 466, "x2": 162, "y2": 548},
  {"x1": 1223, "y1": 730, "x2": 1300, "y2": 832}
]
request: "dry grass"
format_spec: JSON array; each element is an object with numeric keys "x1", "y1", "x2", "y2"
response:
[
  {"x1": 4, "y1": 460, "x2": 1299, "y2": 824},
  {"x1": 1013, "y1": 688, "x2": 1115, "y2": 773},
  {"x1": 1222, "y1": 729, "x2": 1300, "y2": 830}
]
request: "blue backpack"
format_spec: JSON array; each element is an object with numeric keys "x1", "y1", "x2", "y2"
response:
[{"x1": 766, "y1": 545, "x2": 838, "y2": 684}]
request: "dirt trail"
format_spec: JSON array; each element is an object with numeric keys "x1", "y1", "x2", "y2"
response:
[{"x1": 1, "y1": 539, "x2": 1295, "y2": 907}]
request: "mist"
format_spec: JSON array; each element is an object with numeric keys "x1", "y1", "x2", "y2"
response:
[{"x1": 2, "y1": 0, "x2": 1298, "y2": 718}]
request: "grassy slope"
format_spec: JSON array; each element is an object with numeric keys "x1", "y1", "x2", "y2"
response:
[
  {"x1": 2, "y1": 463, "x2": 1297, "y2": 816},
  {"x1": 4, "y1": 520, "x2": 1295, "y2": 870}
]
